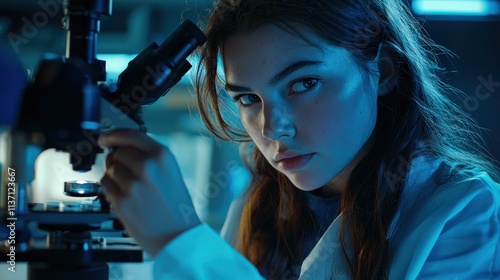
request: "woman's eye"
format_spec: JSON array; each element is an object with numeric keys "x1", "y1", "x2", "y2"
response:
[
  {"x1": 290, "y1": 78, "x2": 319, "y2": 94},
  {"x1": 233, "y1": 94, "x2": 260, "y2": 106}
]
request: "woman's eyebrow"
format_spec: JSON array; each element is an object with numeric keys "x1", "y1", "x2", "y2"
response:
[
  {"x1": 268, "y1": 60, "x2": 323, "y2": 86},
  {"x1": 224, "y1": 83, "x2": 252, "y2": 93},
  {"x1": 224, "y1": 60, "x2": 323, "y2": 93}
]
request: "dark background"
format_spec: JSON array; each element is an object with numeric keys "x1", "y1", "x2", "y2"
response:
[{"x1": 422, "y1": 19, "x2": 500, "y2": 165}]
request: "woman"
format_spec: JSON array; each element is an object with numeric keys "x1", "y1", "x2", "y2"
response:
[{"x1": 99, "y1": 0, "x2": 500, "y2": 278}]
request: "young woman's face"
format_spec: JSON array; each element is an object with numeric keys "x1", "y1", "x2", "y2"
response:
[{"x1": 223, "y1": 24, "x2": 381, "y2": 194}]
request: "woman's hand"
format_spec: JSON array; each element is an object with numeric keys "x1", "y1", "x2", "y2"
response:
[{"x1": 98, "y1": 129, "x2": 201, "y2": 258}]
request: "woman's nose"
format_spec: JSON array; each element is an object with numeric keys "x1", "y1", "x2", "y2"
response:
[{"x1": 261, "y1": 105, "x2": 296, "y2": 140}]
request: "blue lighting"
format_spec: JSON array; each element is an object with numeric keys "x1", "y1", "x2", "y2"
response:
[
  {"x1": 412, "y1": 0, "x2": 500, "y2": 16},
  {"x1": 96, "y1": 53, "x2": 199, "y2": 85}
]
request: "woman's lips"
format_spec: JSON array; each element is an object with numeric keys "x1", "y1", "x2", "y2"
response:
[{"x1": 277, "y1": 153, "x2": 314, "y2": 171}]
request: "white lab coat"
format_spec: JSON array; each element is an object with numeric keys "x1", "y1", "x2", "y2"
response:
[{"x1": 152, "y1": 156, "x2": 500, "y2": 279}]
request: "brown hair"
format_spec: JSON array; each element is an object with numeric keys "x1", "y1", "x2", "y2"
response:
[{"x1": 194, "y1": 0, "x2": 499, "y2": 278}]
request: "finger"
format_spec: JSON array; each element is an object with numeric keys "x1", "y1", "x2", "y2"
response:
[
  {"x1": 100, "y1": 174, "x2": 125, "y2": 210},
  {"x1": 106, "y1": 162, "x2": 135, "y2": 195},
  {"x1": 112, "y1": 146, "x2": 149, "y2": 179},
  {"x1": 98, "y1": 129, "x2": 161, "y2": 155},
  {"x1": 100, "y1": 174, "x2": 121, "y2": 201},
  {"x1": 105, "y1": 151, "x2": 115, "y2": 169}
]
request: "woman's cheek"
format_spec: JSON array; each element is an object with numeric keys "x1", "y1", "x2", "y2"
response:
[{"x1": 240, "y1": 110, "x2": 261, "y2": 135}]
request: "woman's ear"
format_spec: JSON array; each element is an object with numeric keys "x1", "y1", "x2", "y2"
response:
[{"x1": 376, "y1": 45, "x2": 399, "y2": 97}]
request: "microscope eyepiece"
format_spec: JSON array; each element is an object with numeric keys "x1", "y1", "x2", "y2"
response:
[
  {"x1": 103, "y1": 19, "x2": 207, "y2": 120},
  {"x1": 157, "y1": 19, "x2": 207, "y2": 67}
]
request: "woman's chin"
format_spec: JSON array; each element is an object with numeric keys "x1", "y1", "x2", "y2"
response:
[{"x1": 288, "y1": 176, "x2": 327, "y2": 192}]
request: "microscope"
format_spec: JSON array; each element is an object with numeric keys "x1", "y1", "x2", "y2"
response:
[{"x1": 0, "y1": 0, "x2": 206, "y2": 279}]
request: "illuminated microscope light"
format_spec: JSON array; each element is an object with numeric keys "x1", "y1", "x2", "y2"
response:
[{"x1": 64, "y1": 180, "x2": 101, "y2": 197}]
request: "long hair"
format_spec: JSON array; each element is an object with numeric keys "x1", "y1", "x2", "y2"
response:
[{"x1": 194, "y1": 0, "x2": 499, "y2": 278}]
